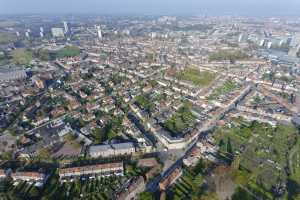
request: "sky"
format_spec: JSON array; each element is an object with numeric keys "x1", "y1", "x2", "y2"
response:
[{"x1": 0, "y1": 0, "x2": 300, "y2": 16}]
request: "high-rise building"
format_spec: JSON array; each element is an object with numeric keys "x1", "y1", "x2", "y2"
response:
[
  {"x1": 238, "y1": 33, "x2": 248, "y2": 43},
  {"x1": 96, "y1": 25, "x2": 102, "y2": 40},
  {"x1": 40, "y1": 27, "x2": 44, "y2": 38},
  {"x1": 25, "y1": 29, "x2": 30, "y2": 38},
  {"x1": 63, "y1": 21, "x2": 69, "y2": 34},
  {"x1": 151, "y1": 32, "x2": 157, "y2": 39}
]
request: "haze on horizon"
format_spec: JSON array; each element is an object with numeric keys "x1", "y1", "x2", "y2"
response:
[{"x1": 0, "y1": 0, "x2": 300, "y2": 16}]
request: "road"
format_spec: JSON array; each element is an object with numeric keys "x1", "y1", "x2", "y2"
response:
[
  {"x1": 146, "y1": 84, "x2": 253, "y2": 192},
  {"x1": 146, "y1": 134, "x2": 201, "y2": 192},
  {"x1": 145, "y1": 125, "x2": 215, "y2": 191}
]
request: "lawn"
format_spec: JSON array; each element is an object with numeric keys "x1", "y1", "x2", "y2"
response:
[
  {"x1": 56, "y1": 45, "x2": 80, "y2": 58},
  {"x1": 176, "y1": 68, "x2": 216, "y2": 86},
  {"x1": 208, "y1": 80, "x2": 239, "y2": 100},
  {"x1": 163, "y1": 105, "x2": 196, "y2": 137}
]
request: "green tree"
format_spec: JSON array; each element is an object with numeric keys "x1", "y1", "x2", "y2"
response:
[
  {"x1": 232, "y1": 187, "x2": 255, "y2": 200},
  {"x1": 139, "y1": 191, "x2": 154, "y2": 200}
]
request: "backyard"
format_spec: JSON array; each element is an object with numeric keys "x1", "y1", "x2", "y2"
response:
[{"x1": 163, "y1": 105, "x2": 197, "y2": 137}]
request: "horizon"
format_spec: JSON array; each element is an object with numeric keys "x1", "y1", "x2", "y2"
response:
[{"x1": 1, "y1": 0, "x2": 300, "y2": 17}]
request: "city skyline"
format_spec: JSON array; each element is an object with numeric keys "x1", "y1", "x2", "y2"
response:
[
  {"x1": 0, "y1": 2, "x2": 300, "y2": 200},
  {"x1": 1, "y1": 0, "x2": 300, "y2": 16}
]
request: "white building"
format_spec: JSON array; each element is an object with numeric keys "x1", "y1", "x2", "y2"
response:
[
  {"x1": 63, "y1": 21, "x2": 69, "y2": 34},
  {"x1": 51, "y1": 28, "x2": 65, "y2": 37},
  {"x1": 96, "y1": 25, "x2": 102, "y2": 39}
]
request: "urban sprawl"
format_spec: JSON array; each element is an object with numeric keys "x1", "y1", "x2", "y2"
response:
[{"x1": 0, "y1": 15, "x2": 299, "y2": 200}]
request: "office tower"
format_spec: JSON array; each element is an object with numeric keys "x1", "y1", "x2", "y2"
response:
[
  {"x1": 63, "y1": 21, "x2": 69, "y2": 34},
  {"x1": 267, "y1": 41, "x2": 272, "y2": 49},
  {"x1": 40, "y1": 27, "x2": 44, "y2": 38},
  {"x1": 238, "y1": 34, "x2": 248, "y2": 43},
  {"x1": 25, "y1": 29, "x2": 30, "y2": 38},
  {"x1": 151, "y1": 32, "x2": 157, "y2": 39},
  {"x1": 96, "y1": 25, "x2": 102, "y2": 39}
]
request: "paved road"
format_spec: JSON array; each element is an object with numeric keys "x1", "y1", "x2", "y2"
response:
[{"x1": 146, "y1": 132, "x2": 205, "y2": 192}]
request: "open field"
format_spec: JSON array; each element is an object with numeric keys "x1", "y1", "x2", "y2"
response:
[
  {"x1": 176, "y1": 68, "x2": 216, "y2": 86},
  {"x1": 56, "y1": 46, "x2": 80, "y2": 58}
]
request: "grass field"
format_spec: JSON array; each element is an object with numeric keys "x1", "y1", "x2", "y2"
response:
[
  {"x1": 56, "y1": 46, "x2": 80, "y2": 58},
  {"x1": 176, "y1": 68, "x2": 216, "y2": 86}
]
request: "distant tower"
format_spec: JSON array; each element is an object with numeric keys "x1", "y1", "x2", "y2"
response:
[
  {"x1": 96, "y1": 25, "x2": 102, "y2": 40},
  {"x1": 40, "y1": 27, "x2": 44, "y2": 38},
  {"x1": 63, "y1": 21, "x2": 69, "y2": 34},
  {"x1": 25, "y1": 29, "x2": 31, "y2": 39},
  {"x1": 151, "y1": 32, "x2": 157, "y2": 39}
]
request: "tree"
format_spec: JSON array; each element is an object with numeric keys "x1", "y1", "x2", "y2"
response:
[
  {"x1": 92, "y1": 128, "x2": 105, "y2": 144},
  {"x1": 252, "y1": 95, "x2": 262, "y2": 110},
  {"x1": 232, "y1": 187, "x2": 255, "y2": 200},
  {"x1": 226, "y1": 137, "x2": 234, "y2": 162},
  {"x1": 139, "y1": 192, "x2": 154, "y2": 200}
]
